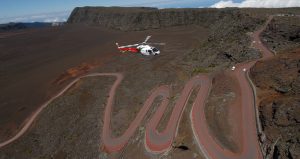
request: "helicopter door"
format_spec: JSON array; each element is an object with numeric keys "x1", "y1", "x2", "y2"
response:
[{"x1": 147, "y1": 50, "x2": 153, "y2": 55}]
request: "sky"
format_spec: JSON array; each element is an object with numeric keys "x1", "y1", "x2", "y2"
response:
[{"x1": 0, "y1": 0, "x2": 299, "y2": 24}]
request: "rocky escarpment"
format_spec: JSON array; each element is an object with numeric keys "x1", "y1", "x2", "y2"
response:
[{"x1": 67, "y1": 7, "x2": 247, "y2": 31}]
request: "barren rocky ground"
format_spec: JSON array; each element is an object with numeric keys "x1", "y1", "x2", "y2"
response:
[
  {"x1": 251, "y1": 49, "x2": 300, "y2": 159},
  {"x1": 261, "y1": 16, "x2": 300, "y2": 53},
  {"x1": 205, "y1": 71, "x2": 242, "y2": 153},
  {"x1": 250, "y1": 16, "x2": 300, "y2": 158}
]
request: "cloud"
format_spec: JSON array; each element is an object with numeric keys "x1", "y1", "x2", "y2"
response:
[
  {"x1": 211, "y1": 0, "x2": 300, "y2": 8},
  {"x1": 0, "y1": 11, "x2": 70, "y2": 24}
]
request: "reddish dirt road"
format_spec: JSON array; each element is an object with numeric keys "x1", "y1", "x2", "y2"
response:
[
  {"x1": 190, "y1": 16, "x2": 274, "y2": 159},
  {"x1": 102, "y1": 74, "x2": 210, "y2": 153},
  {"x1": 252, "y1": 16, "x2": 274, "y2": 59},
  {"x1": 0, "y1": 73, "x2": 116, "y2": 148},
  {"x1": 191, "y1": 64, "x2": 262, "y2": 159},
  {"x1": 0, "y1": 16, "x2": 274, "y2": 159}
]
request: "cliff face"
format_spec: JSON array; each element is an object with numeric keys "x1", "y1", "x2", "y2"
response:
[{"x1": 67, "y1": 7, "x2": 240, "y2": 31}]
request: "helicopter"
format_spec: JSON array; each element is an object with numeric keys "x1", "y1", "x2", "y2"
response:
[{"x1": 116, "y1": 36, "x2": 165, "y2": 56}]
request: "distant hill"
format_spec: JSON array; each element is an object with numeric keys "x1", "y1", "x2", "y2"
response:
[{"x1": 0, "y1": 22, "x2": 61, "y2": 32}]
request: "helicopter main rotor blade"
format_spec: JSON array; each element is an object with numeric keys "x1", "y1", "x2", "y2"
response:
[
  {"x1": 143, "y1": 35, "x2": 152, "y2": 44},
  {"x1": 146, "y1": 42, "x2": 166, "y2": 46},
  {"x1": 119, "y1": 44, "x2": 139, "y2": 48}
]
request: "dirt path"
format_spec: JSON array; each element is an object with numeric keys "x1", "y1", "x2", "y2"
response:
[
  {"x1": 252, "y1": 16, "x2": 274, "y2": 59},
  {"x1": 0, "y1": 16, "x2": 274, "y2": 159}
]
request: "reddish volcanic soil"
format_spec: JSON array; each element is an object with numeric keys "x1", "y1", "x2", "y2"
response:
[
  {"x1": 0, "y1": 24, "x2": 208, "y2": 144},
  {"x1": 0, "y1": 25, "x2": 121, "y2": 142}
]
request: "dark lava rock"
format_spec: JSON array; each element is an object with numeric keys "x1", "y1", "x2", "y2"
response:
[
  {"x1": 174, "y1": 145, "x2": 190, "y2": 151},
  {"x1": 251, "y1": 50, "x2": 300, "y2": 159},
  {"x1": 251, "y1": 51, "x2": 300, "y2": 95},
  {"x1": 259, "y1": 97, "x2": 300, "y2": 159},
  {"x1": 181, "y1": 10, "x2": 265, "y2": 70},
  {"x1": 261, "y1": 16, "x2": 300, "y2": 53},
  {"x1": 275, "y1": 86, "x2": 291, "y2": 94}
]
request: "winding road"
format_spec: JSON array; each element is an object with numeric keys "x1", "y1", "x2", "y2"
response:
[{"x1": 0, "y1": 16, "x2": 275, "y2": 159}]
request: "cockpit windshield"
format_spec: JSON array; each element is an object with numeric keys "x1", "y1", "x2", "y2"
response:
[{"x1": 152, "y1": 48, "x2": 158, "y2": 52}]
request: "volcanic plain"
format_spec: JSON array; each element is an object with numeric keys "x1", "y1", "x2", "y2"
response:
[{"x1": 0, "y1": 7, "x2": 299, "y2": 159}]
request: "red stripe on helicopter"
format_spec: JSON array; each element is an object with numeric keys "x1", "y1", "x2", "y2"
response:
[{"x1": 119, "y1": 47, "x2": 139, "y2": 53}]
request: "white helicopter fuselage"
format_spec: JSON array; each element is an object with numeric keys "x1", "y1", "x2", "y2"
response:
[{"x1": 137, "y1": 45, "x2": 160, "y2": 56}]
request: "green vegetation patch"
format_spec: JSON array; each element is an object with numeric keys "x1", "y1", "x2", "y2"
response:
[{"x1": 192, "y1": 67, "x2": 209, "y2": 75}]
